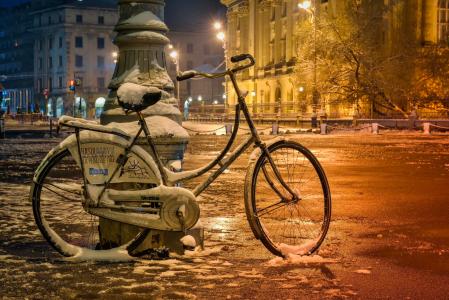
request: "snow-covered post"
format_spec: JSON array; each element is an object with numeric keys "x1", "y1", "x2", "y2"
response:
[
  {"x1": 372, "y1": 123, "x2": 379, "y2": 135},
  {"x1": 320, "y1": 123, "x2": 327, "y2": 135},
  {"x1": 423, "y1": 122, "x2": 431, "y2": 135},
  {"x1": 99, "y1": 0, "x2": 201, "y2": 255}
]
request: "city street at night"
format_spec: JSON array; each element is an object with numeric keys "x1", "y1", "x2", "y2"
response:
[{"x1": 1, "y1": 131, "x2": 449, "y2": 299}]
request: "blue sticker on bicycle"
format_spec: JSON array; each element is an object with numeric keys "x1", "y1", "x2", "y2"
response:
[{"x1": 89, "y1": 168, "x2": 109, "y2": 176}]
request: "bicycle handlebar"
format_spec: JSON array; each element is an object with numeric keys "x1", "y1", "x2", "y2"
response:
[{"x1": 176, "y1": 53, "x2": 255, "y2": 82}]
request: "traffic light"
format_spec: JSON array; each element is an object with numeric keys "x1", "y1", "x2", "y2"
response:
[{"x1": 69, "y1": 80, "x2": 76, "y2": 92}]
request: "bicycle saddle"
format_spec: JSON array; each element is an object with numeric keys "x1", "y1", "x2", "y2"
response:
[{"x1": 117, "y1": 82, "x2": 162, "y2": 113}]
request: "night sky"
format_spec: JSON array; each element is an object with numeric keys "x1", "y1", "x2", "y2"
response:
[{"x1": 0, "y1": 0, "x2": 227, "y2": 31}]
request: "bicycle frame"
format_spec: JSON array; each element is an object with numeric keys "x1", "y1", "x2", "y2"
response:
[{"x1": 65, "y1": 58, "x2": 298, "y2": 207}]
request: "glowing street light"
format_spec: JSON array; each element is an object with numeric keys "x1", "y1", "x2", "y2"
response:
[
  {"x1": 298, "y1": 0, "x2": 312, "y2": 10},
  {"x1": 198, "y1": 95, "x2": 203, "y2": 101},
  {"x1": 112, "y1": 51, "x2": 118, "y2": 63},
  {"x1": 216, "y1": 31, "x2": 226, "y2": 42},
  {"x1": 213, "y1": 21, "x2": 222, "y2": 30},
  {"x1": 169, "y1": 50, "x2": 178, "y2": 60}
]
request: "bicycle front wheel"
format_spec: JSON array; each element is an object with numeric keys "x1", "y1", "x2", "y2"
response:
[
  {"x1": 245, "y1": 140, "x2": 331, "y2": 257},
  {"x1": 31, "y1": 147, "x2": 147, "y2": 258}
]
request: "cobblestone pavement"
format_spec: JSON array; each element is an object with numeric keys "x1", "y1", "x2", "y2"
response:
[{"x1": 1, "y1": 131, "x2": 449, "y2": 299}]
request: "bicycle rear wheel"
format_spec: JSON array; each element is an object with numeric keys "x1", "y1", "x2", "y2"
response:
[
  {"x1": 31, "y1": 148, "x2": 147, "y2": 258},
  {"x1": 245, "y1": 140, "x2": 331, "y2": 257}
]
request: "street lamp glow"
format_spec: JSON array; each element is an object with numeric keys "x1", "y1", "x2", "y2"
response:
[
  {"x1": 299, "y1": 86, "x2": 305, "y2": 92},
  {"x1": 222, "y1": 94, "x2": 227, "y2": 99},
  {"x1": 188, "y1": 97, "x2": 193, "y2": 102},
  {"x1": 217, "y1": 31, "x2": 225, "y2": 42},
  {"x1": 213, "y1": 21, "x2": 222, "y2": 30},
  {"x1": 169, "y1": 50, "x2": 178, "y2": 59},
  {"x1": 198, "y1": 95, "x2": 203, "y2": 101},
  {"x1": 168, "y1": 44, "x2": 174, "y2": 50},
  {"x1": 213, "y1": 100, "x2": 218, "y2": 105},
  {"x1": 298, "y1": 1, "x2": 312, "y2": 10},
  {"x1": 251, "y1": 91, "x2": 256, "y2": 97},
  {"x1": 112, "y1": 51, "x2": 118, "y2": 58}
]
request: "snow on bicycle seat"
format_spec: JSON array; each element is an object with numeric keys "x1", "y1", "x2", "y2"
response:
[{"x1": 117, "y1": 82, "x2": 162, "y2": 112}]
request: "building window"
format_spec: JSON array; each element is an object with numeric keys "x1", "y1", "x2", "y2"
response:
[
  {"x1": 38, "y1": 57, "x2": 43, "y2": 70},
  {"x1": 48, "y1": 37, "x2": 53, "y2": 50},
  {"x1": 37, "y1": 79, "x2": 42, "y2": 92},
  {"x1": 48, "y1": 77, "x2": 52, "y2": 91},
  {"x1": 39, "y1": 39, "x2": 43, "y2": 51},
  {"x1": 97, "y1": 56, "x2": 105, "y2": 68},
  {"x1": 48, "y1": 16, "x2": 52, "y2": 25},
  {"x1": 187, "y1": 43, "x2": 194, "y2": 53},
  {"x1": 98, "y1": 16, "x2": 104, "y2": 25},
  {"x1": 59, "y1": 37, "x2": 63, "y2": 48},
  {"x1": 59, "y1": 15, "x2": 63, "y2": 23},
  {"x1": 59, "y1": 55, "x2": 63, "y2": 67},
  {"x1": 58, "y1": 76, "x2": 63, "y2": 88},
  {"x1": 438, "y1": 0, "x2": 449, "y2": 44},
  {"x1": 97, "y1": 77, "x2": 105, "y2": 88},
  {"x1": 187, "y1": 60, "x2": 193, "y2": 69},
  {"x1": 75, "y1": 36, "x2": 83, "y2": 48},
  {"x1": 76, "y1": 15, "x2": 83, "y2": 24},
  {"x1": 75, "y1": 55, "x2": 83, "y2": 68},
  {"x1": 97, "y1": 37, "x2": 105, "y2": 49},
  {"x1": 48, "y1": 57, "x2": 53, "y2": 69}
]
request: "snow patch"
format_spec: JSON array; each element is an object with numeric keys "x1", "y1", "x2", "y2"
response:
[
  {"x1": 180, "y1": 235, "x2": 197, "y2": 248},
  {"x1": 117, "y1": 82, "x2": 162, "y2": 105},
  {"x1": 354, "y1": 269, "x2": 372, "y2": 274},
  {"x1": 267, "y1": 254, "x2": 338, "y2": 266}
]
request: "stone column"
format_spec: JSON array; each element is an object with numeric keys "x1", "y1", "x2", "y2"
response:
[
  {"x1": 422, "y1": 0, "x2": 438, "y2": 45},
  {"x1": 101, "y1": 0, "x2": 179, "y2": 124}
]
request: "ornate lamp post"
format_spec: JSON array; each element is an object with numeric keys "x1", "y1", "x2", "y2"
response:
[
  {"x1": 101, "y1": 0, "x2": 180, "y2": 125},
  {"x1": 299, "y1": 0, "x2": 324, "y2": 125},
  {"x1": 98, "y1": 1, "x2": 201, "y2": 254}
]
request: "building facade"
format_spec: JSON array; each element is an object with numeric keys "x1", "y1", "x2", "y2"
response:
[
  {"x1": 166, "y1": 30, "x2": 225, "y2": 108},
  {"x1": 220, "y1": 0, "x2": 449, "y2": 119},
  {"x1": 0, "y1": 2, "x2": 35, "y2": 114},
  {"x1": 31, "y1": 0, "x2": 118, "y2": 118}
]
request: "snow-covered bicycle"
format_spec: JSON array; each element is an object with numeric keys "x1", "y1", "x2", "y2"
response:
[{"x1": 30, "y1": 54, "x2": 331, "y2": 258}]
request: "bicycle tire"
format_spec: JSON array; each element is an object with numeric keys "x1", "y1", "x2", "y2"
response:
[
  {"x1": 31, "y1": 147, "x2": 147, "y2": 258},
  {"x1": 244, "y1": 140, "x2": 331, "y2": 257}
]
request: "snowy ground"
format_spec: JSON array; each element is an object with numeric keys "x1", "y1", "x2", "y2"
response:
[{"x1": 1, "y1": 130, "x2": 449, "y2": 299}]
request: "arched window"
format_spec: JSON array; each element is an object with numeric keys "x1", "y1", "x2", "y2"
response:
[
  {"x1": 95, "y1": 97, "x2": 106, "y2": 119},
  {"x1": 438, "y1": 0, "x2": 449, "y2": 44}
]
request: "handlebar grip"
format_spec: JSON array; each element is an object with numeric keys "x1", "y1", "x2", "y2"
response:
[
  {"x1": 231, "y1": 54, "x2": 252, "y2": 63},
  {"x1": 176, "y1": 70, "x2": 197, "y2": 82}
]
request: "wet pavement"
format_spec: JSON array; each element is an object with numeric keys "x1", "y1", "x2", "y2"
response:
[{"x1": 1, "y1": 131, "x2": 449, "y2": 299}]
